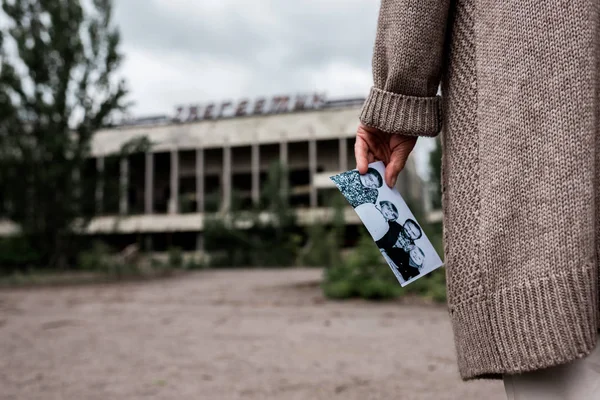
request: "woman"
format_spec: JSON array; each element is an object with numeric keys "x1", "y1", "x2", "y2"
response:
[{"x1": 355, "y1": 0, "x2": 600, "y2": 398}]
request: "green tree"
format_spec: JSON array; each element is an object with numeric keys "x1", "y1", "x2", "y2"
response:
[
  {"x1": 204, "y1": 162, "x2": 300, "y2": 267},
  {"x1": 204, "y1": 163, "x2": 299, "y2": 267},
  {"x1": 0, "y1": 0, "x2": 127, "y2": 266},
  {"x1": 300, "y1": 193, "x2": 346, "y2": 268},
  {"x1": 322, "y1": 231, "x2": 401, "y2": 300},
  {"x1": 251, "y1": 161, "x2": 299, "y2": 266}
]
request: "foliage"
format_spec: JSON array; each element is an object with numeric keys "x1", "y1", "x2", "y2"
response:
[
  {"x1": 299, "y1": 194, "x2": 345, "y2": 267},
  {"x1": 183, "y1": 255, "x2": 205, "y2": 270},
  {"x1": 428, "y1": 221, "x2": 444, "y2": 257},
  {"x1": 0, "y1": 236, "x2": 42, "y2": 274},
  {"x1": 429, "y1": 136, "x2": 443, "y2": 210},
  {"x1": 77, "y1": 241, "x2": 181, "y2": 279},
  {"x1": 322, "y1": 232, "x2": 402, "y2": 300},
  {"x1": 402, "y1": 268, "x2": 446, "y2": 303},
  {"x1": 328, "y1": 193, "x2": 346, "y2": 265},
  {"x1": 76, "y1": 241, "x2": 134, "y2": 278},
  {"x1": 300, "y1": 222, "x2": 331, "y2": 267},
  {"x1": 0, "y1": 0, "x2": 127, "y2": 267},
  {"x1": 203, "y1": 162, "x2": 300, "y2": 267},
  {"x1": 167, "y1": 246, "x2": 183, "y2": 268},
  {"x1": 77, "y1": 241, "x2": 112, "y2": 271},
  {"x1": 322, "y1": 228, "x2": 447, "y2": 303}
]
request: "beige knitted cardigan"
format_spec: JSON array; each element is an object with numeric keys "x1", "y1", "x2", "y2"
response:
[{"x1": 360, "y1": 0, "x2": 600, "y2": 380}]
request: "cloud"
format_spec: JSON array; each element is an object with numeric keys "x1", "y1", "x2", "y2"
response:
[
  {"x1": 113, "y1": 0, "x2": 379, "y2": 116},
  {"x1": 112, "y1": 0, "x2": 436, "y2": 178}
]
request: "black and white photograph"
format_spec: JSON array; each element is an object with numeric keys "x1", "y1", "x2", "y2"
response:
[{"x1": 330, "y1": 161, "x2": 443, "y2": 287}]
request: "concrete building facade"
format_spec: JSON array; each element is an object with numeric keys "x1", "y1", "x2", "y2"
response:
[{"x1": 0, "y1": 98, "x2": 426, "y2": 251}]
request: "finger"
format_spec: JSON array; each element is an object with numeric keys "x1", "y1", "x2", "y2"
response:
[
  {"x1": 367, "y1": 152, "x2": 377, "y2": 164},
  {"x1": 385, "y1": 154, "x2": 406, "y2": 188},
  {"x1": 354, "y1": 137, "x2": 370, "y2": 174},
  {"x1": 385, "y1": 136, "x2": 417, "y2": 187}
]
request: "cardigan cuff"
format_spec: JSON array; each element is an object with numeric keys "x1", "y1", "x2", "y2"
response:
[{"x1": 359, "y1": 87, "x2": 443, "y2": 137}]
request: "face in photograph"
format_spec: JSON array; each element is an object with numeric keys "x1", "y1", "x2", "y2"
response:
[
  {"x1": 359, "y1": 168, "x2": 383, "y2": 189},
  {"x1": 330, "y1": 167, "x2": 384, "y2": 209},
  {"x1": 379, "y1": 200, "x2": 399, "y2": 221},
  {"x1": 409, "y1": 247, "x2": 425, "y2": 268},
  {"x1": 403, "y1": 219, "x2": 422, "y2": 241}
]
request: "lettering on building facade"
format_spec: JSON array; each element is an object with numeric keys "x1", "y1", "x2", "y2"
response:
[{"x1": 174, "y1": 93, "x2": 326, "y2": 123}]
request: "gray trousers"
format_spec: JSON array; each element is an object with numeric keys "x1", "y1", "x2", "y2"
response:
[{"x1": 504, "y1": 335, "x2": 600, "y2": 400}]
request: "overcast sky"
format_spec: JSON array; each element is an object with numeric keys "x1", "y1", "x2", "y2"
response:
[
  {"x1": 112, "y1": 0, "x2": 435, "y2": 176},
  {"x1": 113, "y1": 0, "x2": 377, "y2": 117}
]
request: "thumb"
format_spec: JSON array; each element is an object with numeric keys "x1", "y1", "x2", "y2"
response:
[{"x1": 354, "y1": 136, "x2": 370, "y2": 174}]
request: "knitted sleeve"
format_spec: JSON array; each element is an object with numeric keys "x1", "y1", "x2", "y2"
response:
[{"x1": 360, "y1": 0, "x2": 451, "y2": 137}]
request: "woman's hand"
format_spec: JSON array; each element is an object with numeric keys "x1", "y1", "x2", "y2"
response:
[{"x1": 354, "y1": 122, "x2": 417, "y2": 188}]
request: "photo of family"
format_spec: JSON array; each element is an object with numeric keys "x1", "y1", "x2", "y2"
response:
[{"x1": 330, "y1": 161, "x2": 443, "y2": 286}]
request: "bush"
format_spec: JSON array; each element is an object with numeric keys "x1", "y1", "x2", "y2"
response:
[
  {"x1": 0, "y1": 236, "x2": 42, "y2": 274},
  {"x1": 322, "y1": 228, "x2": 447, "y2": 303},
  {"x1": 167, "y1": 247, "x2": 183, "y2": 268},
  {"x1": 322, "y1": 279, "x2": 355, "y2": 299},
  {"x1": 403, "y1": 268, "x2": 447, "y2": 303},
  {"x1": 358, "y1": 278, "x2": 400, "y2": 300},
  {"x1": 299, "y1": 197, "x2": 346, "y2": 268},
  {"x1": 203, "y1": 217, "x2": 255, "y2": 267},
  {"x1": 247, "y1": 227, "x2": 301, "y2": 267},
  {"x1": 322, "y1": 233, "x2": 401, "y2": 300},
  {"x1": 299, "y1": 222, "x2": 333, "y2": 267},
  {"x1": 203, "y1": 162, "x2": 300, "y2": 268},
  {"x1": 78, "y1": 241, "x2": 112, "y2": 271},
  {"x1": 77, "y1": 241, "x2": 144, "y2": 279},
  {"x1": 183, "y1": 255, "x2": 205, "y2": 270}
]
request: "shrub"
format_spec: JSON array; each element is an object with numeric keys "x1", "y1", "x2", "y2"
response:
[
  {"x1": 77, "y1": 241, "x2": 113, "y2": 271},
  {"x1": 358, "y1": 278, "x2": 400, "y2": 300},
  {"x1": 322, "y1": 232, "x2": 401, "y2": 300},
  {"x1": 322, "y1": 279, "x2": 355, "y2": 299},
  {"x1": 77, "y1": 241, "x2": 144, "y2": 279},
  {"x1": 167, "y1": 247, "x2": 183, "y2": 268},
  {"x1": 300, "y1": 222, "x2": 332, "y2": 267},
  {"x1": 322, "y1": 228, "x2": 447, "y2": 303},
  {"x1": 0, "y1": 236, "x2": 42, "y2": 274},
  {"x1": 403, "y1": 268, "x2": 447, "y2": 303},
  {"x1": 203, "y1": 217, "x2": 254, "y2": 267},
  {"x1": 299, "y1": 196, "x2": 346, "y2": 268},
  {"x1": 183, "y1": 255, "x2": 205, "y2": 270},
  {"x1": 203, "y1": 162, "x2": 300, "y2": 268}
]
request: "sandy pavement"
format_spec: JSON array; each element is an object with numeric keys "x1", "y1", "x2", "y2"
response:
[{"x1": 0, "y1": 269, "x2": 505, "y2": 400}]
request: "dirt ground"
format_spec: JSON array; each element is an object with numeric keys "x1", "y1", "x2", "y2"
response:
[{"x1": 0, "y1": 269, "x2": 505, "y2": 400}]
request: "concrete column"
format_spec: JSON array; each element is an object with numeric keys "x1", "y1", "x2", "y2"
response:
[
  {"x1": 196, "y1": 233, "x2": 204, "y2": 252},
  {"x1": 72, "y1": 168, "x2": 81, "y2": 215},
  {"x1": 339, "y1": 137, "x2": 348, "y2": 172},
  {"x1": 96, "y1": 157, "x2": 104, "y2": 214},
  {"x1": 196, "y1": 148, "x2": 204, "y2": 213},
  {"x1": 251, "y1": 143, "x2": 260, "y2": 205},
  {"x1": 145, "y1": 152, "x2": 154, "y2": 214},
  {"x1": 119, "y1": 157, "x2": 129, "y2": 215},
  {"x1": 279, "y1": 141, "x2": 288, "y2": 199},
  {"x1": 169, "y1": 149, "x2": 179, "y2": 214},
  {"x1": 279, "y1": 141, "x2": 288, "y2": 165},
  {"x1": 144, "y1": 235, "x2": 153, "y2": 252},
  {"x1": 309, "y1": 139, "x2": 317, "y2": 207},
  {"x1": 222, "y1": 146, "x2": 232, "y2": 211}
]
